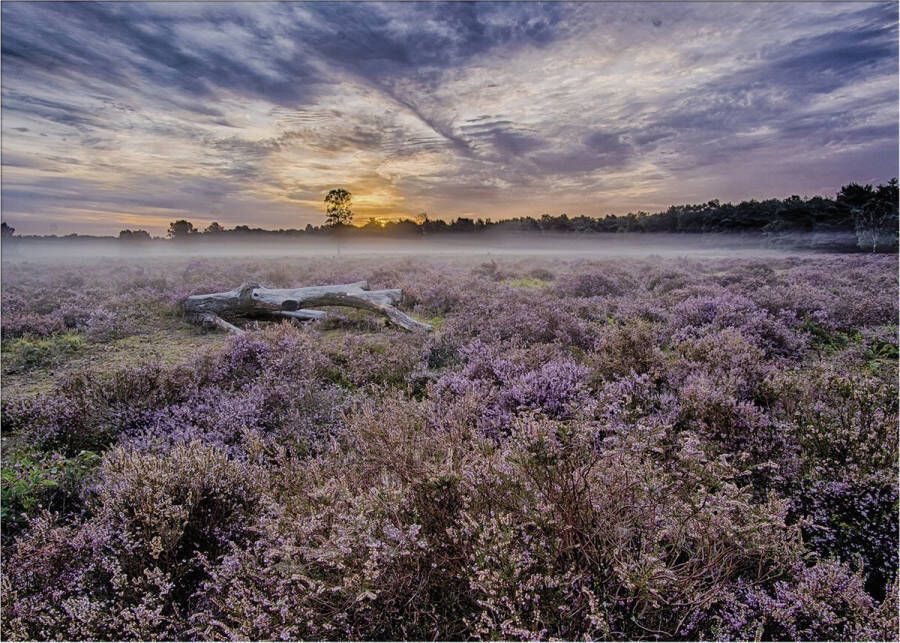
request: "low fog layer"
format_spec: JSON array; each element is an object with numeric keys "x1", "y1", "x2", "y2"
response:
[{"x1": 0, "y1": 232, "x2": 863, "y2": 264}]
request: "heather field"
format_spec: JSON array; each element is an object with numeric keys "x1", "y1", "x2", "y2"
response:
[{"x1": 1, "y1": 252, "x2": 898, "y2": 641}]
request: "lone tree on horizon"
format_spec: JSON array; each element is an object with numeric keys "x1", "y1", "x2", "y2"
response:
[
  {"x1": 324, "y1": 188, "x2": 353, "y2": 227},
  {"x1": 168, "y1": 219, "x2": 195, "y2": 239}
]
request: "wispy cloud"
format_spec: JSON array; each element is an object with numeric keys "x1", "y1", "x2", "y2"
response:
[{"x1": 2, "y1": 1, "x2": 896, "y2": 234}]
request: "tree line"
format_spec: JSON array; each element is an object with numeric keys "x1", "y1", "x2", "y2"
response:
[{"x1": 3, "y1": 180, "x2": 896, "y2": 251}]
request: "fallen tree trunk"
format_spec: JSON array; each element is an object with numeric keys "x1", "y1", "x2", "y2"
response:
[{"x1": 182, "y1": 281, "x2": 431, "y2": 334}]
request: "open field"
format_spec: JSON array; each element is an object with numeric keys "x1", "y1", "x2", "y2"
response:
[{"x1": 1, "y1": 251, "x2": 898, "y2": 640}]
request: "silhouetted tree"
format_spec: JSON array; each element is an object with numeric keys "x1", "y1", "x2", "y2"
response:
[
  {"x1": 852, "y1": 179, "x2": 899, "y2": 252},
  {"x1": 204, "y1": 221, "x2": 225, "y2": 234},
  {"x1": 168, "y1": 220, "x2": 195, "y2": 239},
  {"x1": 324, "y1": 188, "x2": 353, "y2": 227},
  {"x1": 1, "y1": 222, "x2": 15, "y2": 238},
  {"x1": 837, "y1": 183, "x2": 876, "y2": 210},
  {"x1": 118, "y1": 229, "x2": 152, "y2": 241}
]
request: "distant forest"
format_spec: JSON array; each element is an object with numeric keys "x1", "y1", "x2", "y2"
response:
[{"x1": 3, "y1": 179, "x2": 897, "y2": 252}]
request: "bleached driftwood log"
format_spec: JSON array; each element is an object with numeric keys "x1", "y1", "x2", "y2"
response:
[{"x1": 182, "y1": 281, "x2": 431, "y2": 334}]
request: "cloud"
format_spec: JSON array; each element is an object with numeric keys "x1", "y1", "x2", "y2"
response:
[{"x1": 1, "y1": 1, "x2": 897, "y2": 234}]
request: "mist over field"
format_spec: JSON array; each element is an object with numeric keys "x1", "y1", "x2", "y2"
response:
[{"x1": 0, "y1": 231, "x2": 864, "y2": 264}]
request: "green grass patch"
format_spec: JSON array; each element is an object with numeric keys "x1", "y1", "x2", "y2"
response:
[
  {"x1": 504, "y1": 277, "x2": 552, "y2": 289},
  {"x1": 802, "y1": 321, "x2": 862, "y2": 354},
  {"x1": 423, "y1": 314, "x2": 446, "y2": 331},
  {"x1": 1, "y1": 448, "x2": 101, "y2": 536},
  {"x1": 864, "y1": 326, "x2": 898, "y2": 371},
  {"x1": 2, "y1": 332, "x2": 85, "y2": 373},
  {"x1": 866, "y1": 338, "x2": 899, "y2": 362}
]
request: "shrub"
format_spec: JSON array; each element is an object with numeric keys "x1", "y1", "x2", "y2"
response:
[
  {"x1": 1, "y1": 312, "x2": 66, "y2": 339},
  {"x1": 558, "y1": 271, "x2": 629, "y2": 297},
  {"x1": 464, "y1": 417, "x2": 804, "y2": 640},
  {"x1": 5, "y1": 363, "x2": 205, "y2": 455},
  {"x1": 671, "y1": 291, "x2": 807, "y2": 357},
  {"x1": 2, "y1": 254, "x2": 897, "y2": 640},
  {"x1": 792, "y1": 474, "x2": 898, "y2": 598},
  {"x1": 700, "y1": 562, "x2": 893, "y2": 641},
  {"x1": 587, "y1": 318, "x2": 667, "y2": 382},
  {"x1": 324, "y1": 332, "x2": 425, "y2": 389},
  {"x1": 2, "y1": 443, "x2": 261, "y2": 640}
]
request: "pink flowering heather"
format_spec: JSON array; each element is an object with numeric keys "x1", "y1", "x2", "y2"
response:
[{"x1": 1, "y1": 254, "x2": 897, "y2": 640}]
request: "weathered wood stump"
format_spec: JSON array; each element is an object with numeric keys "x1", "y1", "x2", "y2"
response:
[{"x1": 182, "y1": 281, "x2": 431, "y2": 334}]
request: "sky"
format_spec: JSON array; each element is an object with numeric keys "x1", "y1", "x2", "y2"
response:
[{"x1": 1, "y1": 1, "x2": 897, "y2": 236}]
